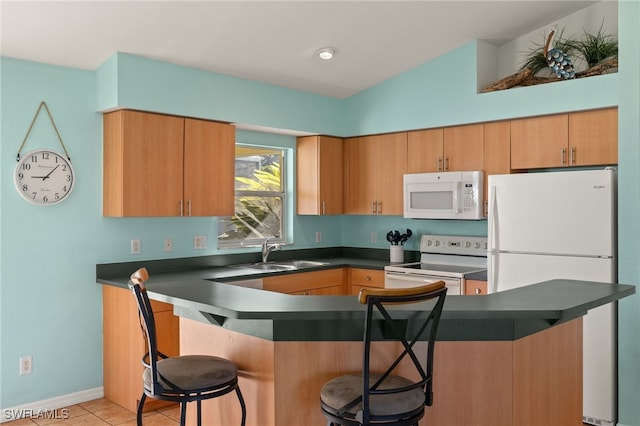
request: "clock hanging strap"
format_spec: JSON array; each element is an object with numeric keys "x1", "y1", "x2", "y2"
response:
[{"x1": 16, "y1": 101, "x2": 71, "y2": 162}]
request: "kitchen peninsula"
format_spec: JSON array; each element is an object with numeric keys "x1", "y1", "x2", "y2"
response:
[{"x1": 98, "y1": 262, "x2": 634, "y2": 426}]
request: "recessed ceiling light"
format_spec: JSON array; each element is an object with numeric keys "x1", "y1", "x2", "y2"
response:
[{"x1": 316, "y1": 48, "x2": 335, "y2": 60}]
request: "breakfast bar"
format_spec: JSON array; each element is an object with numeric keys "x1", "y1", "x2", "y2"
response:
[{"x1": 98, "y1": 267, "x2": 634, "y2": 426}]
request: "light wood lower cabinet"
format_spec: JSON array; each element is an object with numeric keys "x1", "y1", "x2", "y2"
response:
[
  {"x1": 103, "y1": 285, "x2": 179, "y2": 412},
  {"x1": 263, "y1": 268, "x2": 346, "y2": 295},
  {"x1": 465, "y1": 279, "x2": 488, "y2": 295},
  {"x1": 180, "y1": 314, "x2": 583, "y2": 426},
  {"x1": 349, "y1": 268, "x2": 384, "y2": 295}
]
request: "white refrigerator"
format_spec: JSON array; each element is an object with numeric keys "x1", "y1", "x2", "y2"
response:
[{"x1": 487, "y1": 169, "x2": 617, "y2": 426}]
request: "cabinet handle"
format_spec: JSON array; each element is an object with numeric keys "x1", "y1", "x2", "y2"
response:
[
  {"x1": 365, "y1": 275, "x2": 371, "y2": 281},
  {"x1": 475, "y1": 288, "x2": 482, "y2": 294},
  {"x1": 371, "y1": 201, "x2": 377, "y2": 215},
  {"x1": 561, "y1": 147, "x2": 567, "y2": 165},
  {"x1": 377, "y1": 201, "x2": 382, "y2": 214},
  {"x1": 571, "y1": 147, "x2": 576, "y2": 165},
  {"x1": 179, "y1": 200, "x2": 184, "y2": 217},
  {"x1": 437, "y1": 157, "x2": 443, "y2": 172},
  {"x1": 322, "y1": 200, "x2": 326, "y2": 215},
  {"x1": 188, "y1": 200, "x2": 192, "y2": 216},
  {"x1": 444, "y1": 156, "x2": 449, "y2": 171}
]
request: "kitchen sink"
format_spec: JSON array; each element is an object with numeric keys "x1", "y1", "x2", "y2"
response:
[
  {"x1": 230, "y1": 260, "x2": 329, "y2": 272},
  {"x1": 272, "y1": 260, "x2": 329, "y2": 269}
]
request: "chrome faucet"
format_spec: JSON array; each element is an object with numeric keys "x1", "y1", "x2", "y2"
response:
[{"x1": 261, "y1": 238, "x2": 282, "y2": 263}]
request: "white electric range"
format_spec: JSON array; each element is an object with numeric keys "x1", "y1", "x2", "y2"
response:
[{"x1": 384, "y1": 234, "x2": 488, "y2": 295}]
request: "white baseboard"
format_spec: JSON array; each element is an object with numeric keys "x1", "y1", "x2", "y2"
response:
[{"x1": 1, "y1": 387, "x2": 103, "y2": 423}]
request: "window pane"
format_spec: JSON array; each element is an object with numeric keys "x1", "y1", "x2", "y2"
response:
[
  {"x1": 234, "y1": 148, "x2": 282, "y2": 192},
  {"x1": 218, "y1": 195, "x2": 283, "y2": 242},
  {"x1": 218, "y1": 145, "x2": 286, "y2": 246}
]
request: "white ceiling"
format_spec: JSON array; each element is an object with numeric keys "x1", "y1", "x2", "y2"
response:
[{"x1": 1, "y1": 0, "x2": 599, "y2": 99}]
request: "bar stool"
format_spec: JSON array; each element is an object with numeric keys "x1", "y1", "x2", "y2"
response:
[
  {"x1": 320, "y1": 281, "x2": 447, "y2": 426},
  {"x1": 128, "y1": 267, "x2": 246, "y2": 426}
]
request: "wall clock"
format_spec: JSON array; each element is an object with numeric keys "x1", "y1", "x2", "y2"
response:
[{"x1": 14, "y1": 148, "x2": 75, "y2": 205}]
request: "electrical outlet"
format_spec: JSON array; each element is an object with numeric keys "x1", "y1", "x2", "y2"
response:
[
  {"x1": 315, "y1": 231, "x2": 322, "y2": 243},
  {"x1": 370, "y1": 232, "x2": 377, "y2": 244},
  {"x1": 194, "y1": 235, "x2": 206, "y2": 250},
  {"x1": 130, "y1": 239, "x2": 141, "y2": 255},
  {"x1": 164, "y1": 238, "x2": 173, "y2": 253},
  {"x1": 20, "y1": 356, "x2": 32, "y2": 375}
]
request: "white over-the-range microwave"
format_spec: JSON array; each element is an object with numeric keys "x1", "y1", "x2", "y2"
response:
[{"x1": 403, "y1": 170, "x2": 484, "y2": 220}]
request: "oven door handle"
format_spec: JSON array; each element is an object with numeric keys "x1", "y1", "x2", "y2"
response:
[{"x1": 385, "y1": 272, "x2": 440, "y2": 283}]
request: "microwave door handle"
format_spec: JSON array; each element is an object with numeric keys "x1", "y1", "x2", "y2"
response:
[{"x1": 453, "y1": 182, "x2": 462, "y2": 213}]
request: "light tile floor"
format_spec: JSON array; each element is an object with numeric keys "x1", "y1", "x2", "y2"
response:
[{"x1": 4, "y1": 399, "x2": 179, "y2": 426}]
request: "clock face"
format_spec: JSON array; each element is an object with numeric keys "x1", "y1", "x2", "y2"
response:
[{"x1": 14, "y1": 149, "x2": 75, "y2": 205}]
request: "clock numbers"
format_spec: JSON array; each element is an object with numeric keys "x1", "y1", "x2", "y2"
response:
[{"x1": 14, "y1": 149, "x2": 75, "y2": 205}]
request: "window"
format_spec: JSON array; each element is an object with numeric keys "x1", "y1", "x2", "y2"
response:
[{"x1": 217, "y1": 145, "x2": 286, "y2": 248}]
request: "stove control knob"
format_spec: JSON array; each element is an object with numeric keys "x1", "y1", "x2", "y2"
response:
[
  {"x1": 435, "y1": 240, "x2": 440, "y2": 247},
  {"x1": 475, "y1": 242, "x2": 481, "y2": 248},
  {"x1": 426, "y1": 240, "x2": 432, "y2": 246},
  {"x1": 465, "y1": 242, "x2": 471, "y2": 248}
]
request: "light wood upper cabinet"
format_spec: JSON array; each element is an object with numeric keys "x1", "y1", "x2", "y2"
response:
[
  {"x1": 183, "y1": 118, "x2": 235, "y2": 217},
  {"x1": 407, "y1": 124, "x2": 483, "y2": 173},
  {"x1": 568, "y1": 108, "x2": 617, "y2": 166},
  {"x1": 103, "y1": 110, "x2": 184, "y2": 217},
  {"x1": 103, "y1": 110, "x2": 234, "y2": 217},
  {"x1": 443, "y1": 124, "x2": 484, "y2": 171},
  {"x1": 296, "y1": 135, "x2": 343, "y2": 215},
  {"x1": 407, "y1": 128, "x2": 443, "y2": 173},
  {"x1": 483, "y1": 121, "x2": 511, "y2": 215},
  {"x1": 510, "y1": 108, "x2": 617, "y2": 170},
  {"x1": 511, "y1": 114, "x2": 569, "y2": 169},
  {"x1": 344, "y1": 133, "x2": 407, "y2": 215}
]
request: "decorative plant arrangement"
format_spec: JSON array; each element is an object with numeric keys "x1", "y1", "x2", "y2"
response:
[{"x1": 482, "y1": 22, "x2": 618, "y2": 92}]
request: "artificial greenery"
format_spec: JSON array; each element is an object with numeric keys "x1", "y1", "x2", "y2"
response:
[
  {"x1": 520, "y1": 28, "x2": 576, "y2": 75},
  {"x1": 520, "y1": 23, "x2": 617, "y2": 75},
  {"x1": 572, "y1": 22, "x2": 618, "y2": 67}
]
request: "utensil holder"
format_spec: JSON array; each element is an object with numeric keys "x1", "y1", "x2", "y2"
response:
[{"x1": 390, "y1": 245, "x2": 404, "y2": 263}]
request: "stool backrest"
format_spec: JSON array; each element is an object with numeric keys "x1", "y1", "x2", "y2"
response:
[
  {"x1": 128, "y1": 267, "x2": 163, "y2": 396},
  {"x1": 358, "y1": 281, "x2": 447, "y2": 424}
]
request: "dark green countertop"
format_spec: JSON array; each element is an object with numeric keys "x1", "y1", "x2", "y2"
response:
[{"x1": 97, "y1": 253, "x2": 633, "y2": 342}]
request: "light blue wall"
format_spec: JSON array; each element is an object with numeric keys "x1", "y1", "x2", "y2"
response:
[
  {"x1": 344, "y1": 40, "x2": 618, "y2": 135},
  {"x1": 97, "y1": 52, "x2": 347, "y2": 137},
  {"x1": 616, "y1": 2, "x2": 640, "y2": 425},
  {"x1": 2, "y1": 3, "x2": 639, "y2": 425}
]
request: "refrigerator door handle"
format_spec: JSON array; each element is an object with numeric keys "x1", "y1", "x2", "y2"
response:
[{"x1": 488, "y1": 185, "x2": 498, "y2": 293}]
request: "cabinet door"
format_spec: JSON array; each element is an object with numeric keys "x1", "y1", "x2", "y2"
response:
[
  {"x1": 568, "y1": 108, "x2": 618, "y2": 166},
  {"x1": 443, "y1": 124, "x2": 484, "y2": 171},
  {"x1": 465, "y1": 280, "x2": 488, "y2": 295},
  {"x1": 483, "y1": 121, "x2": 511, "y2": 216},
  {"x1": 375, "y1": 133, "x2": 407, "y2": 215},
  {"x1": 184, "y1": 119, "x2": 235, "y2": 216},
  {"x1": 349, "y1": 268, "x2": 385, "y2": 295},
  {"x1": 297, "y1": 136, "x2": 343, "y2": 215},
  {"x1": 344, "y1": 136, "x2": 378, "y2": 214},
  {"x1": 510, "y1": 114, "x2": 568, "y2": 169},
  {"x1": 407, "y1": 128, "x2": 443, "y2": 173},
  {"x1": 104, "y1": 110, "x2": 184, "y2": 216},
  {"x1": 263, "y1": 268, "x2": 345, "y2": 294}
]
